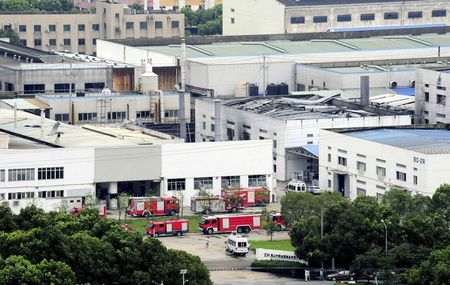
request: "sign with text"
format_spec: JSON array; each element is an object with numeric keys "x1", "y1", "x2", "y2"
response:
[{"x1": 255, "y1": 248, "x2": 307, "y2": 264}]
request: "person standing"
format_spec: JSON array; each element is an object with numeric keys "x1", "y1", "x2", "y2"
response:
[
  {"x1": 205, "y1": 236, "x2": 210, "y2": 249},
  {"x1": 304, "y1": 269, "x2": 310, "y2": 281},
  {"x1": 320, "y1": 268, "x2": 324, "y2": 280}
]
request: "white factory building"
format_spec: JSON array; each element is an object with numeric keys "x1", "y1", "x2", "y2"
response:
[
  {"x1": 0, "y1": 109, "x2": 273, "y2": 213},
  {"x1": 195, "y1": 94, "x2": 412, "y2": 181},
  {"x1": 415, "y1": 67, "x2": 450, "y2": 124},
  {"x1": 223, "y1": 0, "x2": 450, "y2": 36},
  {"x1": 97, "y1": 33, "x2": 450, "y2": 97},
  {"x1": 319, "y1": 125, "x2": 450, "y2": 199}
]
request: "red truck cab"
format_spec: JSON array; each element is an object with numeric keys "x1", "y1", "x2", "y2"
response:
[
  {"x1": 126, "y1": 197, "x2": 179, "y2": 217},
  {"x1": 269, "y1": 212, "x2": 289, "y2": 230}
]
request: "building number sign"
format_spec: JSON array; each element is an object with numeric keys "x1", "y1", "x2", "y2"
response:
[{"x1": 413, "y1": 157, "x2": 425, "y2": 164}]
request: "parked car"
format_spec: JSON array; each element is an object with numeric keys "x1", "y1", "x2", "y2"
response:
[
  {"x1": 307, "y1": 185, "x2": 322, "y2": 195},
  {"x1": 225, "y1": 234, "x2": 250, "y2": 256},
  {"x1": 326, "y1": 270, "x2": 354, "y2": 281}
]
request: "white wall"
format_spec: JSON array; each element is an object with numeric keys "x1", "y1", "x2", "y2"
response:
[
  {"x1": 0, "y1": 147, "x2": 95, "y2": 213},
  {"x1": 223, "y1": 0, "x2": 285, "y2": 36},
  {"x1": 161, "y1": 140, "x2": 273, "y2": 204}
]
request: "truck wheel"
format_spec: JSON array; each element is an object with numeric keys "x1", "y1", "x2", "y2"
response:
[
  {"x1": 205, "y1": 209, "x2": 211, "y2": 214},
  {"x1": 144, "y1": 211, "x2": 151, "y2": 217},
  {"x1": 237, "y1": 227, "x2": 243, "y2": 234},
  {"x1": 177, "y1": 231, "x2": 182, "y2": 236},
  {"x1": 207, "y1": 228, "x2": 213, "y2": 235},
  {"x1": 276, "y1": 224, "x2": 282, "y2": 231},
  {"x1": 244, "y1": 227, "x2": 250, "y2": 233},
  {"x1": 231, "y1": 207, "x2": 237, "y2": 213},
  {"x1": 169, "y1": 210, "x2": 175, "y2": 216}
]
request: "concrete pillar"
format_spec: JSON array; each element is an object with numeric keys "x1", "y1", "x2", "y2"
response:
[
  {"x1": 214, "y1": 99, "x2": 221, "y2": 141},
  {"x1": 360, "y1": 76, "x2": 369, "y2": 106},
  {"x1": 179, "y1": 91, "x2": 186, "y2": 141}
]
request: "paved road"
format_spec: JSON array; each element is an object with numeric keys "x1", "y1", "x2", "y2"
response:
[{"x1": 211, "y1": 271, "x2": 335, "y2": 285}]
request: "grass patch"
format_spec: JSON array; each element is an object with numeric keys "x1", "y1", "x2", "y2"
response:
[
  {"x1": 249, "y1": 239, "x2": 294, "y2": 251},
  {"x1": 121, "y1": 215, "x2": 201, "y2": 235}
]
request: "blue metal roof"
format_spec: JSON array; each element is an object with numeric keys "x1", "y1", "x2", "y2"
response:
[
  {"x1": 302, "y1": 144, "x2": 319, "y2": 157},
  {"x1": 328, "y1": 24, "x2": 447, "y2": 32},
  {"x1": 344, "y1": 128, "x2": 450, "y2": 154},
  {"x1": 392, "y1": 87, "x2": 415, "y2": 96}
]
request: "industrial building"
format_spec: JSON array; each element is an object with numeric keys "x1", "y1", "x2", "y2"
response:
[
  {"x1": 195, "y1": 94, "x2": 412, "y2": 181},
  {"x1": 319, "y1": 125, "x2": 450, "y2": 199},
  {"x1": 223, "y1": 0, "x2": 450, "y2": 36},
  {"x1": 0, "y1": 108, "x2": 273, "y2": 213},
  {"x1": 0, "y1": 0, "x2": 184, "y2": 55},
  {"x1": 76, "y1": 0, "x2": 222, "y2": 11},
  {"x1": 415, "y1": 67, "x2": 450, "y2": 124},
  {"x1": 97, "y1": 32, "x2": 450, "y2": 97}
]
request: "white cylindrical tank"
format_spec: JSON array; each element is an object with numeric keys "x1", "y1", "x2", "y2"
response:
[{"x1": 140, "y1": 63, "x2": 159, "y2": 92}]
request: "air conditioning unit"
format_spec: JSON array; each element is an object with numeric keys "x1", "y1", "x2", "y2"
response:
[
  {"x1": 146, "y1": 15, "x2": 154, "y2": 19},
  {"x1": 45, "y1": 29, "x2": 49, "y2": 33},
  {"x1": 409, "y1": 80, "x2": 416, "y2": 88},
  {"x1": 389, "y1": 81, "x2": 397, "y2": 89}
]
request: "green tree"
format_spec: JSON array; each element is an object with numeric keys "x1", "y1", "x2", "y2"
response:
[
  {"x1": 35, "y1": 259, "x2": 75, "y2": 285},
  {"x1": 128, "y1": 2, "x2": 143, "y2": 11},
  {"x1": 264, "y1": 221, "x2": 278, "y2": 241},
  {"x1": 0, "y1": 29, "x2": 21, "y2": 45},
  {"x1": 117, "y1": 193, "x2": 130, "y2": 223},
  {"x1": 0, "y1": 203, "x2": 17, "y2": 232},
  {"x1": 181, "y1": 4, "x2": 222, "y2": 36},
  {"x1": 406, "y1": 246, "x2": 450, "y2": 285}
]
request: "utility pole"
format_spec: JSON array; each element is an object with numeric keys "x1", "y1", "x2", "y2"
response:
[
  {"x1": 262, "y1": 54, "x2": 266, "y2": 94},
  {"x1": 66, "y1": 62, "x2": 76, "y2": 124},
  {"x1": 180, "y1": 269, "x2": 187, "y2": 285},
  {"x1": 321, "y1": 207, "x2": 324, "y2": 270},
  {"x1": 381, "y1": 219, "x2": 388, "y2": 254}
]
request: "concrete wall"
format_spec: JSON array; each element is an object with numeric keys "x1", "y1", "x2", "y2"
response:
[
  {"x1": 223, "y1": 0, "x2": 285, "y2": 36},
  {"x1": 161, "y1": 140, "x2": 273, "y2": 204},
  {"x1": 0, "y1": 147, "x2": 95, "y2": 213},
  {"x1": 415, "y1": 68, "x2": 450, "y2": 124},
  {"x1": 319, "y1": 128, "x2": 450, "y2": 199}
]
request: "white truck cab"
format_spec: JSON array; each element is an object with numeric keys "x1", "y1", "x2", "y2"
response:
[
  {"x1": 225, "y1": 234, "x2": 250, "y2": 256},
  {"x1": 286, "y1": 179, "x2": 307, "y2": 193}
]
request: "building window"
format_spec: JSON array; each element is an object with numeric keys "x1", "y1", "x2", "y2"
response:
[
  {"x1": 337, "y1": 14, "x2": 351, "y2": 22},
  {"x1": 273, "y1": 140, "x2": 277, "y2": 148},
  {"x1": 356, "y1": 161, "x2": 366, "y2": 174},
  {"x1": 140, "y1": 21, "x2": 147, "y2": 30},
  {"x1": 384, "y1": 12, "x2": 399, "y2": 19},
  {"x1": 211, "y1": 124, "x2": 215, "y2": 132},
  {"x1": 19, "y1": 25, "x2": 26, "y2": 32},
  {"x1": 38, "y1": 167, "x2": 64, "y2": 180},
  {"x1": 78, "y1": 39, "x2": 85, "y2": 45},
  {"x1": 20, "y1": 39, "x2": 27, "y2": 46},
  {"x1": 54, "y1": 83, "x2": 74, "y2": 93},
  {"x1": 34, "y1": 39, "x2": 42, "y2": 46},
  {"x1": 357, "y1": 180, "x2": 366, "y2": 185},
  {"x1": 107, "y1": 112, "x2": 127, "y2": 121},
  {"x1": 376, "y1": 193, "x2": 384, "y2": 202},
  {"x1": 221, "y1": 176, "x2": 240, "y2": 188},
  {"x1": 376, "y1": 166, "x2": 386, "y2": 179},
  {"x1": 338, "y1": 149, "x2": 347, "y2": 154},
  {"x1": 413, "y1": 175, "x2": 418, "y2": 185},
  {"x1": 136, "y1": 111, "x2": 150, "y2": 119},
  {"x1": 360, "y1": 13, "x2": 375, "y2": 21},
  {"x1": 396, "y1": 171, "x2": 406, "y2": 182},
  {"x1": 9, "y1": 192, "x2": 35, "y2": 200},
  {"x1": 249, "y1": 175, "x2": 266, "y2": 187},
  {"x1": 396, "y1": 163, "x2": 406, "y2": 168},
  {"x1": 155, "y1": 21, "x2": 163, "y2": 29},
  {"x1": 338, "y1": 156, "x2": 347, "y2": 166},
  {"x1": 126, "y1": 22, "x2": 134, "y2": 29},
  {"x1": 168, "y1": 178, "x2": 186, "y2": 191},
  {"x1": 357, "y1": 153, "x2": 366, "y2": 158},
  {"x1": 49, "y1": 39, "x2": 56, "y2": 46},
  {"x1": 328, "y1": 153, "x2": 331, "y2": 162},
  {"x1": 437, "y1": 95, "x2": 446, "y2": 105},
  {"x1": 63, "y1": 24, "x2": 70, "y2": 32},
  {"x1": 243, "y1": 132, "x2": 251, "y2": 140},
  {"x1": 84, "y1": 82, "x2": 105, "y2": 91},
  {"x1": 24, "y1": 84, "x2": 45, "y2": 94},
  {"x1": 34, "y1": 25, "x2": 41, "y2": 32},
  {"x1": 202, "y1": 122, "x2": 206, "y2": 130},
  {"x1": 291, "y1": 16, "x2": 305, "y2": 24},
  {"x1": 92, "y1": 24, "x2": 100, "y2": 31},
  {"x1": 78, "y1": 112, "x2": 97, "y2": 122},
  {"x1": 432, "y1": 9, "x2": 446, "y2": 17},
  {"x1": 436, "y1": 113, "x2": 446, "y2": 118},
  {"x1": 8, "y1": 168, "x2": 35, "y2": 181},
  {"x1": 231, "y1": 17, "x2": 235, "y2": 24},
  {"x1": 115, "y1": 13, "x2": 120, "y2": 18},
  {"x1": 328, "y1": 179, "x2": 331, "y2": 188},
  {"x1": 408, "y1": 11, "x2": 422, "y2": 18},
  {"x1": 39, "y1": 190, "x2": 64, "y2": 198},
  {"x1": 0, "y1": 169, "x2": 5, "y2": 182},
  {"x1": 313, "y1": 16, "x2": 327, "y2": 23},
  {"x1": 193, "y1": 177, "x2": 213, "y2": 190},
  {"x1": 49, "y1": 24, "x2": 56, "y2": 32},
  {"x1": 437, "y1": 86, "x2": 447, "y2": 91},
  {"x1": 307, "y1": 134, "x2": 313, "y2": 137},
  {"x1": 165, "y1": 110, "x2": 179, "y2": 117},
  {"x1": 63, "y1": 39, "x2": 71, "y2": 45},
  {"x1": 425, "y1": 92, "x2": 430, "y2": 102},
  {"x1": 357, "y1": 188, "x2": 366, "y2": 196},
  {"x1": 171, "y1": 21, "x2": 179, "y2": 28},
  {"x1": 78, "y1": 24, "x2": 85, "y2": 31},
  {"x1": 55, "y1": 114, "x2": 69, "y2": 122},
  {"x1": 93, "y1": 38, "x2": 97, "y2": 45}
]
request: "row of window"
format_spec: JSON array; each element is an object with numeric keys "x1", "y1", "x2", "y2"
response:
[
  {"x1": 2, "y1": 167, "x2": 65, "y2": 182},
  {"x1": 167, "y1": 175, "x2": 267, "y2": 191},
  {"x1": 26, "y1": 38, "x2": 96, "y2": 47},
  {"x1": 24, "y1": 82, "x2": 106, "y2": 95},
  {"x1": 4, "y1": 190, "x2": 64, "y2": 200},
  {"x1": 126, "y1": 21, "x2": 179, "y2": 29},
  {"x1": 290, "y1": 9, "x2": 447, "y2": 24},
  {"x1": 18, "y1": 24, "x2": 100, "y2": 33},
  {"x1": 424, "y1": 92, "x2": 447, "y2": 106}
]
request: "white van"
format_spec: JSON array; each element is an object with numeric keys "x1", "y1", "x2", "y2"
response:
[
  {"x1": 286, "y1": 179, "x2": 307, "y2": 193},
  {"x1": 225, "y1": 234, "x2": 250, "y2": 256}
]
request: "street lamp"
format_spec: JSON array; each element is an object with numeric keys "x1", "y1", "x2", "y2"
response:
[
  {"x1": 180, "y1": 269, "x2": 187, "y2": 285},
  {"x1": 381, "y1": 219, "x2": 388, "y2": 254}
]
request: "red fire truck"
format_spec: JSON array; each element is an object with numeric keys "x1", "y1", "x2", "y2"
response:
[
  {"x1": 69, "y1": 205, "x2": 107, "y2": 218},
  {"x1": 147, "y1": 219, "x2": 189, "y2": 237},
  {"x1": 190, "y1": 196, "x2": 244, "y2": 214},
  {"x1": 126, "y1": 196, "x2": 179, "y2": 217},
  {"x1": 199, "y1": 213, "x2": 262, "y2": 235},
  {"x1": 221, "y1": 187, "x2": 270, "y2": 207},
  {"x1": 268, "y1": 212, "x2": 289, "y2": 231}
]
